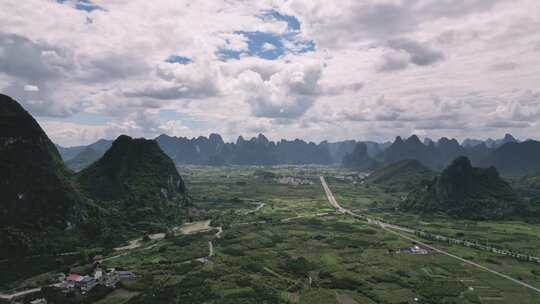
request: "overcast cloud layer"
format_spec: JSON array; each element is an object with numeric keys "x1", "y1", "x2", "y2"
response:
[{"x1": 1, "y1": 0, "x2": 540, "y2": 146}]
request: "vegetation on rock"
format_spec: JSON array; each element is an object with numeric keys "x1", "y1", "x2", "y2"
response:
[{"x1": 402, "y1": 156, "x2": 522, "y2": 219}]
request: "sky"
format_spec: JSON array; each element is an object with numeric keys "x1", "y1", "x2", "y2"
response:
[{"x1": 1, "y1": 0, "x2": 540, "y2": 146}]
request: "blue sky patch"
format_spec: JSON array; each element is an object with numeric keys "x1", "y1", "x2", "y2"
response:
[
  {"x1": 260, "y1": 10, "x2": 301, "y2": 31},
  {"x1": 165, "y1": 55, "x2": 192, "y2": 65},
  {"x1": 217, "y1": 10, "x2": 315, "y2": 61},
  {"x1": 57, "y1": 0, "x2": 103, "y2": 12}
]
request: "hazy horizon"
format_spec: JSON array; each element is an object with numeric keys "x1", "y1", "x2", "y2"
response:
[{"x1": 55, "y1": 131, "x2": 528, "y2": 149}]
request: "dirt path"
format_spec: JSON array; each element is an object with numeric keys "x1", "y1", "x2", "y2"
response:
[
  {"x1": 0, "y1": 287, "x2": 41, "y2": 300},
  {"x1": 5, "y1": 220, "x2": 222, "y2": 298},
  {"x1": 177, "y1": 220, "x2": 212, "y2": 235},
  {"x1": 0, "y1": 283, "x2": 62, "y2": 301},
  {"x1": 114, "y1": 232, "x2": 167, "y2": 251},
  {"x1": 336, "y1": 292, "x2": 359, "y2": 304},
  {"x1": 281, "y1": 212, "x2": 330, "y2": 223},
  {"x1": 214, "y1": 226, "x2": 223, "y2": 238},
  {"x1": 208, "y1": 241, "x2": 214, "y2": 257},
  {"x1": 319, "y1": 175, "x2": 540, "y2": 295},
  {"x1": 244, "y1": 202, "x2": 266, "y2": 215}
]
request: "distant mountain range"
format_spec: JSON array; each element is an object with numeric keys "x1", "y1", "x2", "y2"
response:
[
  {"x1": 343, "y1": 134, "x2": 540, "y2": 176},
  {"x1": 341, "y1": 142, "x2": 379, "y2": 171},
  {"x1": 478, "y1": 140, "x2": 540, "y2": 176},
  {"x1": 56, "y1": 139, "x2": 112, "y2": 171},
  {"x1": 55, "y1": 126, "x2": 539, "y2": 176},
  {"x1": 56, "y1": 139, "x2": 112, "y2": 161},
  {"x1": 0, "y1": 94, "x2": 189, "y2": 258},
  {"x1": 156, "y1": 133, "x2": 336, "y2": 166},
  {"x1": 57, "y1": 134, "x2": 390, "y2": 168},
  {"x1": 463, "y1": 133, "x2": 517, "y2": 149}
]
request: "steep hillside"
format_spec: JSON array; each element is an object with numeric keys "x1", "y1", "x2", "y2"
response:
[
  {"x1": 0, "y1": 94, "x2": 85, "y2": 256},
  {"x1": 403, "y1": 156, "x2": 521, "y2": 219},
  {"x1": 77, "y1": 135, "x2": 189, "y2": 231},
  {"x1": 366, "y1": 159, "x2": 435, "y2": 192},
  {"x1": 0, "y1": 94, "x2": 192, "y2": 257}
]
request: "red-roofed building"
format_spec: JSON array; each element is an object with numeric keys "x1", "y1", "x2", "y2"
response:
[{"x1": 66, "y1": 274, "x2": 83, "y2": 282}]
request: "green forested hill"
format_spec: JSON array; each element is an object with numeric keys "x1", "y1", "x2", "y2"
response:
[
  {"x1": 0, "y1": 94, "x2": 86, "y2": 257},
  {"x1": 0, "y1": 95, "x2": 189, "y2": 257},
  {"x1": 77, "y1": 135, "x2": 190, "y2": 232},
  {"x1": 366, "y1": 159, "x2": 435, "y2": 192},
  {"x1": 75, "y1": 135, "x2": 190, "y2": 246},
  {"x1": 402, "y1": 156, "x2": 522, "y2": 219}
]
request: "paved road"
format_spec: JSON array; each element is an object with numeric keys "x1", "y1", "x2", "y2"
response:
[{"x1": 319, "y1": 176, "x2": 540, "y2": 295}]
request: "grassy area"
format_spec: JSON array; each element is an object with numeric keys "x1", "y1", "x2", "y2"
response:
[
  {"x1": 105, "y1": 166, "x2": 540, "y2": 303},
  {"x1": 329, "y1": 177, "x2": 540, "y2": 256},
  {"x1": 6, "y1": 165, "x2": 540, "y2": 303}
]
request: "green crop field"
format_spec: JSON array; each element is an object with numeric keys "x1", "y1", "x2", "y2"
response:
[{"x1": 5, "y1": 165, "x2": 540, "y2": 303}]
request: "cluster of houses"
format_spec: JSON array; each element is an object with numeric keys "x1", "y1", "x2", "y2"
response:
[
  {"x1": 59, "y1": 268, "x2": 136, "y2": 294},
  {"x1": 277, "y1": 176, "x2": 314, "y2": 185}
]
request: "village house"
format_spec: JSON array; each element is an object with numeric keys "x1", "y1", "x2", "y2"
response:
[
  {"x1": 116, "y1": 270, "x2": 137, "y2": 281},
  {"x1": 410, "y1": 245, "x2": 429, "y2": 255},
  {"x1": 393, "y1": 245, "x2": 430, "y2": 255},
  {"x1": 76, "y1": 276, "x2": 97, "y2": 293},
  {"x1": 59, "y1": 268, "x2": 127, "y2": 293}
]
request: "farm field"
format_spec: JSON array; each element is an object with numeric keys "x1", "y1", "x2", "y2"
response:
[
  {"x1": 103, "y1": 166, "x2": 540, "y2": 303},
  {"x1": 4, "y1": 166, "x2": 540, "y2": 303}
]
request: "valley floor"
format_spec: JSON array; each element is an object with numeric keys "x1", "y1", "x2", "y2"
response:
[{"x1": 3, "y1": 165, "x2": 540, "y2": 303}]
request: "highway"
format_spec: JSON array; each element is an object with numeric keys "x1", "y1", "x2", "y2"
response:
[{"x1": 319, "y1": 176, "x2": 540, "y2": 294}]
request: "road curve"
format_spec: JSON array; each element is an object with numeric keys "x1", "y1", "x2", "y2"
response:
[{"x1": 319, "y1": 175, "x2": 540, "y2": 294}]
